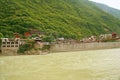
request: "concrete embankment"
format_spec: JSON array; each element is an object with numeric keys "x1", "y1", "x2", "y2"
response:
[
  {"x1": 1, "y1": 42, "x2": 120, "y2": 55},
  {"x1": 50, "y1": 42, "x2": 120, "y2": 52}
]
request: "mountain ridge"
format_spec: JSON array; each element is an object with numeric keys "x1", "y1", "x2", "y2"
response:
[
  {"x1": 0, "y1": 0, "x2": 120, "y2": 39},
  {"x1": 93, "y1": 2, "x2": 120, "y2": 19}
]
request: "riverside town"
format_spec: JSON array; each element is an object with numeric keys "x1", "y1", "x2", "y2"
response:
[{"x1": 0, "y1": 29, "x2": 120, "y2": 56}]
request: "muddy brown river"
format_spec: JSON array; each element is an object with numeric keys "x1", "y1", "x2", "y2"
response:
[{"x1": 0, "y1": 48, "x2": 120, "y2": 80}]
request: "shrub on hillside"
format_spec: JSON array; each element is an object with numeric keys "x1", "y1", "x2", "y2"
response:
[{"x1": 17, "y1": 40, "x2": 35, "y2": 54}]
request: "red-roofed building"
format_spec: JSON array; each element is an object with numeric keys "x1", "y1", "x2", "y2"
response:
[{"x1": 24, "y1": 32, "x2": 31, "y2": 37}]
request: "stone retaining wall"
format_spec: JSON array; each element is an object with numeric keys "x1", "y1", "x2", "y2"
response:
[
  {"x1": 50, "y1": 42, "x2": 120, "y2": 52},
  {"x1": 1, "y1": 48, "x2": 18, "y2": 56}
]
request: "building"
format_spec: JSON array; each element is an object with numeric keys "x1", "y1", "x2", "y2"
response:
[{"x1": 1, "y1": 38, "x2": 20, "y2": 55}]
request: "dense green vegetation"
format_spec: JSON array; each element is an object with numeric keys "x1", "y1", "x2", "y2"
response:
[
  {"x1": 42, "y1": 36, "x2": 55, "y2": 42},
  {"x1": 0, "y1": 0, "x2": 120, "y2": 39},
  {"x1": 94, "y1": 2, "x2": 120, "y2": 19},
  {"x1": 17, "y1": 40, "x2": 35, "y2": 54},
  {"x1": 0, "y1": 33, "x2": 3, "y2": 46}
]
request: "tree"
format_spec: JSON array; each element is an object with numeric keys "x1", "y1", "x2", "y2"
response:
[
  {"x1": 0, "y1": 33, "x2": 3, "y2": 38},
  {"x1": 0, "y1": 33, "x2": 3, "y2": 47},
  {"x1": 42, "y1": 36, "x2": 55, "y2": 43}
]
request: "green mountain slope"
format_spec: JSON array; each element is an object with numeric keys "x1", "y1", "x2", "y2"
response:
[
  {"x1": 0, "y1": 0, "x2": 120, "y2": 39},
  {"x1": 94, "y1": 2, "x2": 120, "y2": 19}
]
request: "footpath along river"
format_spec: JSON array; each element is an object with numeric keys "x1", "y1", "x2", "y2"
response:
[{"x1": 0, "y1": 48, "x2": 120, "y2": 80}]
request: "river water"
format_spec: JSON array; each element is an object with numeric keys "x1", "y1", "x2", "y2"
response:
[{"x1": 0, "y1": 48, "x2": 120, "y2": 80}]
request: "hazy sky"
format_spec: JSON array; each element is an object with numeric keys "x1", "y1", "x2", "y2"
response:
[{"x1": 89, "y1": 0, "x2": 120, "y2": 10}]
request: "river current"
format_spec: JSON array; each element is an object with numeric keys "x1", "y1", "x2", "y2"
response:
[{"x1": 0, "y1": 48, "x2": 120, "y2": 80}]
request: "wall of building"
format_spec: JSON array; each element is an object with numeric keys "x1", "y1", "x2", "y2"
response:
[
  {"x1": 1, "y1": 48, "x2": 18, "y2": 55},
  {"x1": 50, "y1": 42, "x2": 120, "y2": 52},
  {"x1": 1, "y1": 38, "x2": 20, "y2": 55}
]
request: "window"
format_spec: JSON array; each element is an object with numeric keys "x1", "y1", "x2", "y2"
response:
[
  {"x1": 11, "y1": 45, "x2": 14, "y2": 47},
  {"x1": 7, "y1": 45, "x2": 10, "y2": 47},
  {"x1": 2, "y1": 45, "x2": 6, "y2": 47},
  {"x1": 15, "y1": 42, "x2": 18, "y2": 44},
  {"x1": 11, "y1": 42, "x2": 14, "y2": 44},
  {"x1": 2, "y1": 42, "x2": 6, "y2": 44},
  {"x1": 7, "y1": 42, "x2": 10, "y2": 44},
  {"x1": 15, "y1": 45, "x2": 18, "y2": 47}
]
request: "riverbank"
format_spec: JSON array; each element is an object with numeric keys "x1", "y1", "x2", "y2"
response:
[{"x1": 0, "y1": 42, "x2": 120, "y2": 56}]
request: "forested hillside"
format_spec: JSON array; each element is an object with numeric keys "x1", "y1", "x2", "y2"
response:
[
  {"x1": 0, "y1": 0, "x2": 120, "y2": 39},
  {"x1": 94, "y1": 2, "x2": 120, "y2": 19}
]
